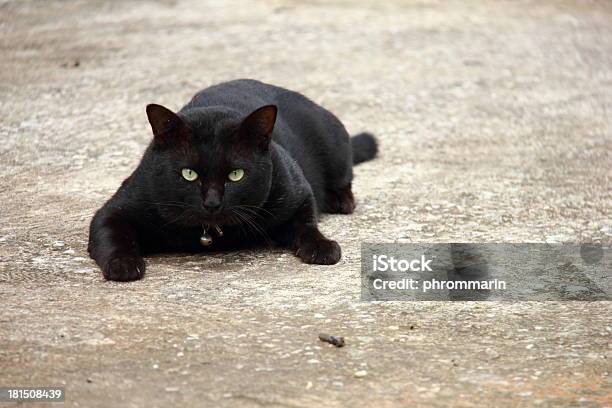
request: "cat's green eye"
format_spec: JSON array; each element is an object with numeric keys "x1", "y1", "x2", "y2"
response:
[
  {"x1": 228, "y1": 169, "x2": 244, "y2": 182},
  {"x1": 181, "y1": 168, "x2": 199, "y2": 181}
]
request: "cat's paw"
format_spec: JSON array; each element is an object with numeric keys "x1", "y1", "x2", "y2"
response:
[
  {"x1": 325, "y1": 184, "x2": 355, "y2": 214},
  {"x1": 296, "y1": 238, "x2": 341, "y2": 265},
  {"x1": 103, "y1": 256, "x2": 146, "y2": 282}
]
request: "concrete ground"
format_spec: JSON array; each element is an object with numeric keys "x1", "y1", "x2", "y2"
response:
[{"x1": 1, "y1": 0, "x2": 611, "y2": 406}]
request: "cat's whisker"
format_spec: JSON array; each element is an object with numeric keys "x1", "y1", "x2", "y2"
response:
[
  {"x1": 230, "y1": 213, "x2": 249, "y2": 239},
  {"x1": 233, "y1": 204, "x2": 276, "y2": 219},
  {"x1": 231, "y1": 208, "x2": 273, "y2": 247},
  {"x1": 230, "y1": 205, "x2": 278, "y2": 228},
  {"x1": 159, "y1": 207, "x2": 198, "y2": 230},
  {"x1": 233, "y1": 207, "x2": 268, "y2": 222}
]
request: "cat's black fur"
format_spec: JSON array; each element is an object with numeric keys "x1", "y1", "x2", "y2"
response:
[{"x1": 88, "y1": 79, "x2": 377, "y2": 281}]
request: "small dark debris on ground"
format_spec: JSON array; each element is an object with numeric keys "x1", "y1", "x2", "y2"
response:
[
  {"x1": 61, "y1": 59, "x2": 80, "y2": 68},
  {"x1": 318, "y1": 333, "x2": 345, "y2": 347}
]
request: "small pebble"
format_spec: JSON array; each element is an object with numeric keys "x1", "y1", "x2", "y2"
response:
[{"x1": 354, "y1": 370, "x2": 368, "y2": 378}]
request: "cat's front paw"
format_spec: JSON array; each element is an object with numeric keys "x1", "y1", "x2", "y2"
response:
[
  {"x1": 103, "y1": 256, "x2": 146, "y2": 282},
  {"x1": 296, "y1": 238, "x2": 341, "y2": 265}
]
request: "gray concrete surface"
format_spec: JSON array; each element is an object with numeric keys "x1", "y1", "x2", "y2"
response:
[{"x1": 1, "y1": 0, "x2": 611, "y2": 406}]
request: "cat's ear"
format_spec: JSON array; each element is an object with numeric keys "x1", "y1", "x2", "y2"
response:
[
  {"x1": 238, "y1": 105, "x2": 277, "y2": 149},
  {"x1": 146, "y1": 104, "x2": 186, "y2": 147}
]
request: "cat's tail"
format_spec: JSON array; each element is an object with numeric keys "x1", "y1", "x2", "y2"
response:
[{"x1": 351, "y1": 132, "x2": 378, "y2": 165}]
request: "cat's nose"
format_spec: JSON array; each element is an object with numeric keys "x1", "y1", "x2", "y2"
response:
[{"x1": 203, "y1": 189, "x2": 222, "y2": 213}]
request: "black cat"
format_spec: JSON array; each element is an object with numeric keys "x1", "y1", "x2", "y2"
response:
[{"x1": 88, "y1": 79, "x2": 377, "y2": 281}]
